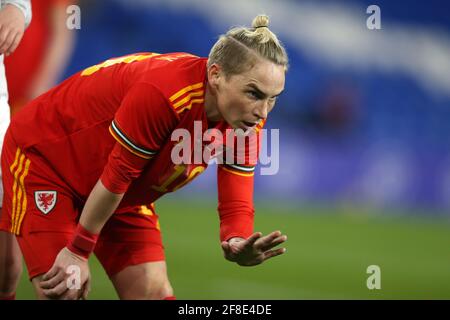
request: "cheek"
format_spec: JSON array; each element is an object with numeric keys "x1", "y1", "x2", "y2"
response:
[
  {"x1": 222, "y1": 95, "x2": 242, "y2": 113},
  {"x1": 231, "y1": 95, "x2": 253, "y2": 112},
  {"x1": 268, "y1": 102, "x2": 276, "y2": 113},
  {"x1": 230, "y1": 102, "x2": 250, "y2": 119}
]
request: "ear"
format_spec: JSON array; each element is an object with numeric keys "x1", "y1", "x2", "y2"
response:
[{"x1": 207, "y1": 63, "x2": 222, "y2": 89}]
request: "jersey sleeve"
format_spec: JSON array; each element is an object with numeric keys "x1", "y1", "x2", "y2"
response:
[
  {"x1": 100, "y1": 83, "x2": 178, "y2": 194},
  {"x1": 217, "y1": 166, "x2": 255, "y2": 241},
  {"x1": 217, "y1": 122, "x2": 265, "y2": 241}
]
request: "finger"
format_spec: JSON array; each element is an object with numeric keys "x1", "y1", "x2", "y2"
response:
[
  {"x1": 0, "y1": 29, "x2": 15, "y2": 53},
  {"x1": 221, "y1": 241, "x2": 234, "y2": 258},
  {"x1": 263, "y1": 247, "x2": 287, "y2": 262},
  {"x1": 221, "y1": 241, "x2": 240, "y2": 262},
  {"x1": 42, "y1": 265, "x2": 61, "y2": 281},
  {"x1": 43, "y1": 278, "x2": 69, "y2": 299},
  {"x1": 81, "y1": 277, "x2": 91, "y2": 300},
  {"x1": 0, "y1": 33, "x2": 14, "y2": 53},
  {"x1": 221, "y1": 240, "x2": 230, "y2": 252},
  {"x1": 260, "y1": 235, "x2": 288, "y2": 251},
  {"x1": 40, "y1": 270, "x2": 66, "y2": 289},
  {"x1": 244, "y1": 232, "x2": 262, "y2": 248},
  {"x1": 0, "y1": 29, "x2": 11, "y2": 53},
  {"x1": 255, "y1": 231, "x2": 282, "y2": 250},
  {"x1": 5, "y1": 31, "x2": 21, "y2": 55},
  {"x1": 60, "y1": 287, "x2": 81, "y2": 300}
]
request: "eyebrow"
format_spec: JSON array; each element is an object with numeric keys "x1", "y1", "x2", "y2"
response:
[{"x1": 246, "y1": 83, "x2": 284, "y2": 98}]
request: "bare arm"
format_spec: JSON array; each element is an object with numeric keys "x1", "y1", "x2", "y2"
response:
[
  {"x1": 78, "y1": 179, "x2": 124, "y2": 234},
  {"x1": 28, "y1": 1, "x2": 76, "y2": 98}
]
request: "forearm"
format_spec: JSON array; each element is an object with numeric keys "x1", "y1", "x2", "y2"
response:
[
  {"x1": 78, "y1": 179, "x2": 124, "y2": 234},
  {"x1": 29, "y1": 3, "x2": 75, "y2": 98},
  {"x1": 4, "y1": 0, "x2": 31, "y2": 27}
]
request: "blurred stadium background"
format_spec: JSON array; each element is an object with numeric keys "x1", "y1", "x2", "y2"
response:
[{"x1": 14, "y1": 0, "x2": 450, "y2": 299}]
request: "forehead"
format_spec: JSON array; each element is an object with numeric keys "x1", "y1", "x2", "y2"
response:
[{"x1": 235, "y1": 59, "x2": 285, "y2": 94}]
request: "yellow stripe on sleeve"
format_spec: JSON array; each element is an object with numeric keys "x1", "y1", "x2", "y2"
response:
[
  {"x1": 169, "y1": 82, "x2": 204, "y2": 102},
  {"x1": 176, "y1": 98, "x2": 205, "y2": 114},
  {"x1": 173, "y1": 90, "x2": 204, "y2": 108}
]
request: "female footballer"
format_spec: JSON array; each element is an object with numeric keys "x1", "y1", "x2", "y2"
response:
[{"x1": 0, "y1": 14, "x2": 288, "y2": 299}]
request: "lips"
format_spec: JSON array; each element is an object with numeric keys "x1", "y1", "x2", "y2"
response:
[{"x1": 243, "y1": 121, "x2": 257, "y2": 127}]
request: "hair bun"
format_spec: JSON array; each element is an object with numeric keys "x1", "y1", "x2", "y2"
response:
[{"x1": 252, "y1": 14, "x2": 270, "y2": 29}]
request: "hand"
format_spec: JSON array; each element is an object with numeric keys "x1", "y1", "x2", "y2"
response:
[
  {"x1": 221, "y1": 231, "x2": 287, "y2": 266},
  {"x1": 0, "y1": 4, "x2": 26, "y2": 55},
  {"x1": 40, "y1": 247, "x2": 91, "y2": 300}
]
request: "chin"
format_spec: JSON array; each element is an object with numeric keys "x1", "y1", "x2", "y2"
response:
[
  {"x1": 229, "y1": 122, "x2": 239, "y2": 129},
  {"x1": 221, "y1": 117, "x2": 237, "y2": 129}
]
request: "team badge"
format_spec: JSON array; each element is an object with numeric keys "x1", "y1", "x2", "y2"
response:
[{"x1": 34, "y1": 191, "x2": 57, "y2": 215}]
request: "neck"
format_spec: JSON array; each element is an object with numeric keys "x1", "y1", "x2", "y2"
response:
[{"x1": 204, "y1": 82, "x2": 223, "y2": 123}]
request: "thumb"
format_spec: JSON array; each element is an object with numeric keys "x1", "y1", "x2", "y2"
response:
[{"x1": 221, "y1": 241, "x2": 230, "y2": 252}]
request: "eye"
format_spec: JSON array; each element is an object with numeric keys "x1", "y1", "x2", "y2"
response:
[{"x1": 246, "y1": 91, "x2": 261, "y2": 100}]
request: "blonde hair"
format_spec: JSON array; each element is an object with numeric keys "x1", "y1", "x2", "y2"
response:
[{"x1": 208, "y1": 14, "x2": 288, "y2": 77}]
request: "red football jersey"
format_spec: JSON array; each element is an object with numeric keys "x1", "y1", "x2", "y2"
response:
[{"x1": 9, "y1": 52, "x2": 263, "y2": 241}]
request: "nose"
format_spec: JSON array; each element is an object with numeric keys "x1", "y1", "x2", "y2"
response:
[{"x1": 253, "y1": 101, "x2": 269, "y2": 120}]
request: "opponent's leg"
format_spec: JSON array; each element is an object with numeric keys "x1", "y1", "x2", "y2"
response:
[
  {"x1": 0, "y1": 229, "x2": 22, "y2": 299},
  {"x1": 0, "y1": 104, "x2": 20, "y2": 299}
]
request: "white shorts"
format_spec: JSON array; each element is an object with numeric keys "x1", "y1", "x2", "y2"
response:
[{"x1": 0, "y1": 96, "x2": 10, "y2": 206}]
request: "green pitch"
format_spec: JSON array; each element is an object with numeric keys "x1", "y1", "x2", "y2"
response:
[{"x1": 15, "y1": 197, "x2": 450, "y2": 299}]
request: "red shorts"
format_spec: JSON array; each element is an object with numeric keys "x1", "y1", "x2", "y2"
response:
[{"x1": 0, "y1": 130, "x2": 165, "y2": 279}]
